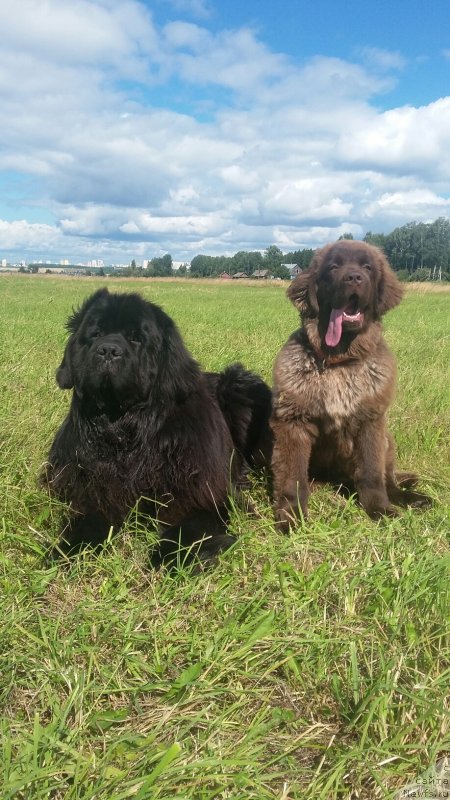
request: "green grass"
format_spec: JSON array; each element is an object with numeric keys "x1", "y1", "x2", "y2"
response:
[{"x1": 1, "y1": 275, "x2": 449, "y2": 799}]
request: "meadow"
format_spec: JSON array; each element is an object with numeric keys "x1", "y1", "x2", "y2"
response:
[{"x1": 0, "y1": 274, "x2": 449, "y2": 799}]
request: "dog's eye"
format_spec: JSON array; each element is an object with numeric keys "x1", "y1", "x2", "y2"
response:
[
  {"x1": 363, "y1": 263, "x2": 372, "y2": 271},
  {"x1": 329, "y1": 263, "x2": 338, "y2": 271},
  {"x1": 90, "y1": 330, "x2": 102, "y2": 339},
  {"x1": 130, "y1": 332, "x2": 142, "y2": 344}
]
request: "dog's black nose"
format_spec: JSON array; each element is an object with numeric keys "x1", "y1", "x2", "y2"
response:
[
  {"x1": 345, "y1": 271, "x2": 363, "y2": 285},
  {"x1": 97, "y1": 342, "x2": 123, "y2": 360}
]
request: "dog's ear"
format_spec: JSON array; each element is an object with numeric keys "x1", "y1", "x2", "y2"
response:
[
  {"x1": 153, "y1": 308, "x2": 200, "y2": 401},
  {"x1": 374, "y1": 250, "x2": 404, "y2": 316},
  {"x1": 287, "y1": 253, "x2": 321, "y2": 316},
  {"x1": 56, "y1": 343, "x2": 74, "y2": 389},
  {"x1": 55, "y1": 289, "x2": 110, "y2": 389},
  {"x1": 66, "y1": 288, "x2": 110, "y2": 333}
]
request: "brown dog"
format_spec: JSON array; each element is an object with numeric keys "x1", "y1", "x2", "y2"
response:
[{"x1": 271, "y1": 239, "x2": 431, "y2": 531}]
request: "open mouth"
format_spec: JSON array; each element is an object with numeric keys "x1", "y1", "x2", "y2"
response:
[
  {"x1": 325, "y1": 296, "x2": 364, "y2": 347},
  {"x1": 342, "y1": 296, "x2": 363, "y2": 324}
]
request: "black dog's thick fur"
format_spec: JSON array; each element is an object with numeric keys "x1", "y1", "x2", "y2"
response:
[{"x1": 42, "y1": 288, "x2": 272, "y2": 565}]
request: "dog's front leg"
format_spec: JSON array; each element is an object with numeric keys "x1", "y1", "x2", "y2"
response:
[
  {"x1": 271, "y1": 418, "x2": 315, "y2": 532},
  {"x1": 50, "y1": 511, "x2": 113, "y2": 559},
  {"x1": 152, "y1": 508, "x2": 236, "y2": 569},
  {"x1": 353, "y1": 418, "x2": 397, "y2": 518}
]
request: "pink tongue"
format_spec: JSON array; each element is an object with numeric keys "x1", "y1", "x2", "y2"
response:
[{"x1": 325, "y1": 308, "x2": 344, "y2": 347}]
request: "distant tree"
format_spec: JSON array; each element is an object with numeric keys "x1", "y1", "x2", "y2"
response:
[
  {"x1": 263, "y1": 245, "x2": 283, "y2": 273},
  {"x1": 395, "y1": 269, "x2": 410, "y2": 282},
  {"x1": 262, "y1": 245, "x2": 290, "y2": 278},
  {"x1": 363, "y1": 232, "x2": 388, "y2": 251},
  {"x1": 148, "y1": 253, "x2": 173, "y2": 277},
  {"x1": 231, "y1": 250, "x2": 263, "y2": 275},
  {"x1": 190, "y1": 255, "x2": 212, "y2": 277},
  {"x1": 160, "y1": 217, "x2": 450, "y2": 284},
  {"x1": 190, "y1": 254, "x2": 231, "y2": 277},
  {"x1": 409, "y1": 267, "x2": 431, "y2": 282},
  {"x1": 272, "y1": 263, "x2": 291, "y2": 279},
  {"x1": 130, "y1": 259, "x2": 137, "y2": 269},
  {"x1": 283, "y1": 249, "x2": 314, "y2": 268},
  {"x1": 364, "y1": 218, "x2": 450, "y2": 274},
  {"x1": 30, "y1": 264, "x2": 39, "y2": 273},
  {"x1": 98, "y1": 267, "x2": 105, "y2": 277}
]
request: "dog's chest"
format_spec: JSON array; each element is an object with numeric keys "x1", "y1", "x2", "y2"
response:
[
  {"x1": 84, "y1": 423, "x2": 137, "y2": 465},
  {"x1": 315, "y1": 364, "x2": 376, "y2": 424},
  {"x1": 275, "y1": 344, "x2": 392, "y2": 428}
]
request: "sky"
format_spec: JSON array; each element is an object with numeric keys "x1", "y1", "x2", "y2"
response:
[{"x1": 1, "y1": 0, "x2": 450, "y2": 265}]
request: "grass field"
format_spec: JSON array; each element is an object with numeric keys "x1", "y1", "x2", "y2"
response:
[{"x1": 1, "y1": 275, "x2": 449, "y2": 799}]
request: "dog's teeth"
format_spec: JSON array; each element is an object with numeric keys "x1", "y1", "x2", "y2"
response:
[{"x1": 343, "y1": 311, "x2": 361, "y2": 321}]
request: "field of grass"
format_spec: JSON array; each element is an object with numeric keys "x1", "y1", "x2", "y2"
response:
[{"x1": 1, "y1": 275, "x2": 449, "y2": 799}]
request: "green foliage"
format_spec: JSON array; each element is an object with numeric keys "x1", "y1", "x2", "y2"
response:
[
  {"x1": 190, "y1": 216, "x2": 450, "y2": 282},
  {"x1": 366, "y1": 217, "x2": 450, "y2": 274},
  {"x1": 396, "y1": 269, "x2": 410, "y2": 282},
  {"x1": 271, "y1": 263, "x2": 291, "y2": 279},
  {"x1": 409, "y1": 267, "x2": 431, "y2": 282},
  {"x1": 231, "y1": 250, "x2": 264, "y2": 275},
  {"x1": 283, "y1": 248, "x2": 314, "y2": 268},
  {"x1": 263, "y1": 245, "x2": 283, "y2": 267},
  {"x1": 147, "y1": 254, "x2": 173, "y2": 277},
  {"x1": 190, "y1": 254, "x2": 230, "y2": 277},
  {"x1": 74, "y1": 217, "x2": 450, "y2": 284},
  {"x1": 0, "y1": 277, "x2": 449, "y2": 799}
]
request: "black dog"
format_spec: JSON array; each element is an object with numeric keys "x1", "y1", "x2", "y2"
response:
[{"x1": 41, "y1": 288, "x2": 272, "y2": 565}]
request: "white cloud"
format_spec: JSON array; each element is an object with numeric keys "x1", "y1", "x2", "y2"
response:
[
  {"x1": 0, "y1": 0, "x2": 449, "y2": 262},
  {"x1": 0, "y1": 219, "x2": 59, "y2": 250},
  {"x1": 163, "y1": 0, "x2": 212, "y2": 20},
  {"x1": 364, "y1": 189, "x2": 450, "y2": 222},
  {"x1": 335, "y1": 98, "x2": 450, "y2": 180},
  {"x1": 0, "y1": 0, "x2": 160, "y2": 76},
  {"x1": 163, "y1": 23, "x2": 289, "y2": 93},
  {"x1": 358, "y1": 47, "x2": 406, "y2": 71}
]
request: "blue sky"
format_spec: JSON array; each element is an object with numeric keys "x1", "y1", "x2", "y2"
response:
[{"x1": 1, "y1": 0, "x2": 449, "y2": 264}]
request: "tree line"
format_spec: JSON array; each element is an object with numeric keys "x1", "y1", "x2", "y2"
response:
[
  {"x1": 25, "y1": 216, "x2": 450, "y2": 280},
  {"x1": 363, "y1": 217, "x2": 450, "y2": 280},
  {"x1": 119, "y1": 217, "x2": 449, "y2": 280},
  {"x1": 121, "y1": 247, "x2": 294, "y2": 279}
]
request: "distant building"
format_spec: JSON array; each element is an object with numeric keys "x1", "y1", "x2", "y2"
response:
[
  {"x1": 218, "y1": 271, "x2": 231, "y2": 279},
  {"x1": 232, "y1": 271, "x2": 248, "y2": 279},
  {"x1": 288, "y1": 264, "x2": 303, "y2": 278},
  {"x1": 251, "y1": 269, "x2": 270, "y2": 279}
]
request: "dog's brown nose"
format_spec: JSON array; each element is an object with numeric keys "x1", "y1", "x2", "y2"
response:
[
  {"x1": 345, "y1": 271, "x2": 363, "y2": 285},
  {"x1": 97, "y1": 342, "x2": 123, "y2": 360}
]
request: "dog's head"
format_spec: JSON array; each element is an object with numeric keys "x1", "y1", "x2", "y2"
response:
[
  {"x1": 288, "y1": 240, "x2": 403, "y2": 349},
  {"x1": 56, "y1": 288, "x2": 198, "y2": 414}
]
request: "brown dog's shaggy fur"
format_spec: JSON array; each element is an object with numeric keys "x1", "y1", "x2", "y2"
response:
[{"x1": 271, "y1": 240, "x2": 431, "y2": 530}]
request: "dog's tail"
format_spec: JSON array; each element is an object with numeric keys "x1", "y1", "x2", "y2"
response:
[{"x1": 208, "y1": 363, "x2": 273, "y2": 468}]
